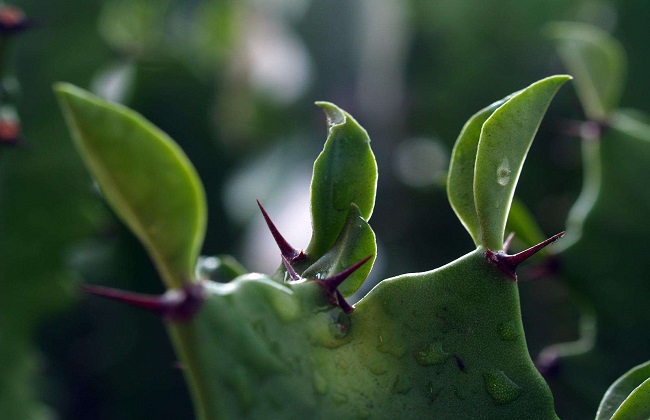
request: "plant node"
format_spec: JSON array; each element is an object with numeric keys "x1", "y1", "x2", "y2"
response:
[
  {"x1": 83, "y1": 282, "x2": 204, "y2": 322},
  {"x1": 315, "y1": 255, "x2": 372, "y2": 314},
  {"x1": 485, "y1": 231, "x2": 565, "y2": 280}
]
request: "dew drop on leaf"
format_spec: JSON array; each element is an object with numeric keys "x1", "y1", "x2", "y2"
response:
[
  {"x1": 482, "y1": 369, "x2": 522, "y2": 405},
  {"x1": 497, "y1": 320, "x2": 520, "y2": 341},
  {"x1": 496, "y1": 157, "x2": 511, "y2": 186},
  {"x1": 413, "y1": 342, "x2": 450, "y2": 366}
]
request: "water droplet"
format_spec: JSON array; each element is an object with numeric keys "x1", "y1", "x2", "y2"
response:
[
  {"x1": 497, "y1": 320, "x2": 520, "y2": 341},
  {"x1": 313, "y1": 371, "x2": 328, "y2": 395},
  {"x1": 195, "y1": 256, "x2": 220, "y2": 280},
  {"x1": 392, "y1": 374, "x2": 412, "y2": 394},
  {"x1": 482, "y1": 369, "x2": 522, "y2": 405},
  {"x1": 413, "y1": 342, "x2": 450, "y2": 366},
  {"x1": 496, "y1": 158, "x2": 511, "y2": 186},
  {"x1": 426, "y1": 382, "x2": 443, "y2": 403},
  {"x1": 332, "y1": 391, "x2": 349, "y2": 404},
  {"x1": 308, "y1": 311, "x2": 350, "y2": 348}
]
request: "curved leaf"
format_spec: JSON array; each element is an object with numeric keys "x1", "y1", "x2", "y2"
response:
[
  {"x1": 547, "y1": 22, "x2": 626, "y2": 121},
  {"x1": 474, "y1": 75, "x2": 570, "y2": 250},
  {"x1": 448, "y1": 95, "x2": 510, "y2": 246},
  {"x1": 547, "y1": 111, "x2": 650, "y2": 417},
  {"x1": 306, "y1": 102, "x2": 377, "y2": 259},
  {"x1": 55, "y1": 83, "x2": 206, "y2": 289},
  {"x1": 597, "y1": 361, "x2": 650, "y2": 420},
  {"x1": 302, "y1": 203, "x2": 376, "y2": 297}
]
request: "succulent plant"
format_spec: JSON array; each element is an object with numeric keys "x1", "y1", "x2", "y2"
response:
[{"x1": 55, "y1": 74, "x2": 576, "y2": 419}]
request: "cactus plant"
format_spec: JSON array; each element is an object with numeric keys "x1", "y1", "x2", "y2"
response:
[{"x1": 55, "y1": 74, "x2": 576, "y2": 419}]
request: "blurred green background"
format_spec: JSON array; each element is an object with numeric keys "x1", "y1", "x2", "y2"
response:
[{"x1": 1, "y1": 0, "x2": 648, "y2": 418}]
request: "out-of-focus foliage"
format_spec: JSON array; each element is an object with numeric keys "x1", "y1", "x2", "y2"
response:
[
  {"x1": 534, "y1": 22, "x2": 650, "y2": 419},
  {"x1": 1, "y1": 0, "x2": 650, "y2": 418}
]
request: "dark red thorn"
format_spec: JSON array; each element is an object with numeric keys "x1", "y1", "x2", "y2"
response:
[
  {"x1": 335, "y1": 290, "x2": 354, "y2": 314},
  {"x1": 83, "y1": 283, "x2": 204, "y2": 322},
  {"x1": 281, "y1": 255, "x2": 301, "y2": 282},
  {"x1": 256, "y1": 200, "x2": 306, "y2": 263},
  {"x1": 503, "y1": 232, "x2": 515, "y2": 253},
  {"x1": 485, "y1": 231, "x2": 565, "y2": 280},
  {"x1": 319, "y1": 255, "x2": 373, "y2": 290},
  {"x1": 316, "y1": 255, "x2": 373, "y2": 314}
]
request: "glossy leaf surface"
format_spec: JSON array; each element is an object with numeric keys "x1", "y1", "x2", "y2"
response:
[
  {"x1": 55, "y1": 83, "x2": 206, "y2": 289},
  {"x1": 449, "y1": 76, "x2": 569, "y2": 250},
  {"x1": 547, "y1": 22, "x2": 626, "y2": 120},
  {"x1": 474, "y1": 75, "x2": 570, "y2": 250},
  {"x1": 302, "y1": 203, "x2": 376, "y2": 297},
  {"x1": 597, "y1": 361, "x2": 650, "y2": 420},
  {"x1": 171, "y1": 249, "x2": 558, "y2": 419},
  {"x1": 448, "y1": 96, "x2": 507, "y2": 246},
  {"x1": 307, "y1": 102, "x2": 377, "y2": 259}
]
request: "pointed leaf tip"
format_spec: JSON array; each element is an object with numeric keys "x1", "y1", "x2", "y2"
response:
[
  {"x1": 315, "y1": 101, "x2": 346, "y2": 127},
  {"x1": 56, "y1": 83, "x2": 206, "y2": 290},
  {"x1": 474, "y1": 75, "x2": 570, "y2": 250},
  {"x1": 547, "y1": 22, "x2": 625, "y2": 120},
  {"x1": 307, "y1": 103, "x2": 377, "y2": 259}
]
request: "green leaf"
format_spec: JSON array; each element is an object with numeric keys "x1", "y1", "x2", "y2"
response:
[
  {"x1": 302, "y1": 204, "x2": 376, "y2": 297},
  {"x1": 597, "y1": 361, "x2": 650, "y2": 420},
  {"x1": 448, "y1": 95, "x2": 510, "y2": 246},
  {"x1": 549, "y1": 111, "x2": 650, "y2": 417},
  {"x1": 55, "y1": 83, "x2": 206, "y2": 289},
  {"x1": 547, "y1": 22, "x2": 626, "y2": 121},
  {"x1": 474, "y1": 75, "x2": 570, "y2": 250},
  {"x1": 306, "y1": 102, "x2": 377, "y2": 259}
]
